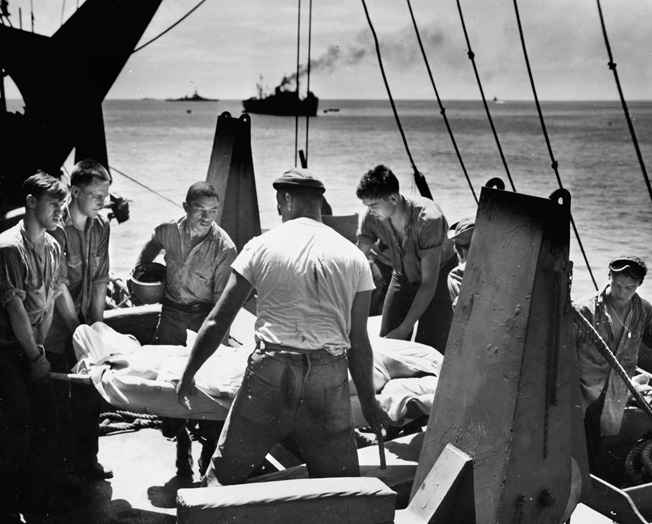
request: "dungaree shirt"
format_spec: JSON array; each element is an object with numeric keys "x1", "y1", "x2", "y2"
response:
[
  {"x1": 575, "y1": 286, "x2": 652, "y2": 435},
  {"x1": 49, "y1": 206, "x2": 110, "y2": 319},
  {"x1": 0, "y1": 221, "x2": 63, "y2": 346},
  {"x1": 150, "y1": 216, "x2": 237, "y2": 306},
  {"x1": 357, "y1": 194, "x2": 454, "y2": 283}
]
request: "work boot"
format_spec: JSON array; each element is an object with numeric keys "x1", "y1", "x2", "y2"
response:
[{"x1": 176, "y1": 429, "x2": 194, "y2": 479}]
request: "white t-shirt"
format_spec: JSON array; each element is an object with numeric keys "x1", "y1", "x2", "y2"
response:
[{"x1": 232, "y1": 218, "x2": 375, "y2": 355}]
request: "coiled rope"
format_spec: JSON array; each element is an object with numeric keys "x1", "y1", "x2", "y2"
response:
[
  {"x1": 99, "y1": 410, "x2": 162, "y2": 436},
  {"x1": 624, "y1": 439, "x2": 652, "y2": 486},
  {"x1": 511, "y1": 0, "x2": 597, "y2": 291},
  {"x1": 360, "y1": 0, "x2": 432, "y2": 200},
  {"x1": 595, "y1": 0, "x2": 652, "y2": 206},
  {"x1": 455, "y1": 0, "x2": 516, "y2": 194},
  {"x1": 405, "y1": 0, "x2": 477, "y2": 204}
]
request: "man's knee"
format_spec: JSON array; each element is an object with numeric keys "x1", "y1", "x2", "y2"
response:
[{"x1": 203, "y1": 457, "x2": 248, "y2": 487}]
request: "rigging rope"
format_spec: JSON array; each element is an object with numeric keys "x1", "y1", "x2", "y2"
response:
[
  {"x1": 406, "y1": 0, "x2": 477, "y2": 204},
  {"x1": 595, "y1": 0, "x2": 652, "y2": 205},
  {"x1": 361, "y1": 0, "x2": 432, "y2": 200},
  {"x1": 109, "y1": 165, "x2": 182, "y2": 209},
  {"x1": 304, "y1": 0, "x2": 313, "y2": 166},
  {"x1": 455, "y1": 0, "x2": 516, "y2": 194},
  {"x1": 294, "y1": 0, "x2": 301, "y2": 167},
  {"x1": 511, "y1": 0, "x2": 598, "y2": 291},
  {"x1": 457, "y1": 0, "x2": 516, "y2": 193},
  {"x1": 132, "y1": 0, "x2": 207, "y2": 54}
]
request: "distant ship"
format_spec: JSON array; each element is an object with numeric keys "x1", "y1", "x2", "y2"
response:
[
  {"x1": 165, "y1": 89, "x2": 218, "y2": 102},
  {"x1": 242, "y1": 76, "x2": 319, "y2": 117}
]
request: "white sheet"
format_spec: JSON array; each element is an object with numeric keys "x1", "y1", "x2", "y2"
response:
[{"x1": 71, "y1": 311, "x2": 443, "y2": 425}]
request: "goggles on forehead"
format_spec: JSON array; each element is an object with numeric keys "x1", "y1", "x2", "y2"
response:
[{"x1": 609, "y1": 258, "x2": 646, "y2": 280}]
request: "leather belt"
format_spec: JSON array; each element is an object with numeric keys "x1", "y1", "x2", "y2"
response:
[
  {"x1": 257, "y1": 340, "x2": 317, "y2": 354},
  {"x1": 162, "y1": 297, "x2": 213, "y2": 313}
]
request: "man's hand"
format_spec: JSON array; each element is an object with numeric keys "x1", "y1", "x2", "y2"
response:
[
  {"x1": 384, "y1": 324, "x2": 411, "y2": 341},
  {"x1": 29, "y1": 353, "x2": 51, "y2": 381},
  {"x1": 176, "y1": 376, "x2": 196, "y2": 410},
  {"x1": 633, "y1": 374, "x2": 652, "y2": 397},
  {"x1": 360, "y1": 397, "x2": 391, "y2": 435}
]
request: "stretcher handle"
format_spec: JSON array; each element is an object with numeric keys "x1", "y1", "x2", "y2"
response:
[
  {"x1": 376, "y1": 429, "x2": 386, "y2": 470},
  {"x1": 49, "y1": 372, "x2": 93, "y2": 385}
]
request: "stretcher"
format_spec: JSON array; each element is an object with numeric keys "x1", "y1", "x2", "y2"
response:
[{"x1": 59, "y1": 308, "x2": 444, "y2": 427}]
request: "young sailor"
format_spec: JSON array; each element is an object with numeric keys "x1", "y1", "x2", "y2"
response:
[
  {"x1": 446, "y1": 216, "x2": 475, "y2": 310},
  {"x1": 46, "y1": 159, "x2": 114, "y2": 486},
  {"x1": 575, "y1": 255, "x2": 652, "y2": 473},
  {"x1": 0, "y1": 173, "x2": 69, "y2": 522},
  {"x1": 355, "y1": 165, "x2": 456, "y2": 353},
  {"x1": 136, "y1": 181, "x2": 237, "y2": 479}
]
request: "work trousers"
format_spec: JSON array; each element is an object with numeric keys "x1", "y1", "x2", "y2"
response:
[
  {"x1": 380, "y1": 255, "x2": 457, "y2": 353},
  {"x1": 584, "y1": 390, "x2": 607, "y2": 476},
  {"x1": 205, "y1": 347, "x2": 359, "y2": 486},
  {"x1": 0, "y1": 348, "x2": 58, "y2": 518},
  {"x1": 152, "y1": 300, "x2": 213, "y2": 346}
]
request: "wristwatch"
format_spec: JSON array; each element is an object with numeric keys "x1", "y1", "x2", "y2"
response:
[{"x1": 29, "y1": 344, "x2": 46, "y2": 362}]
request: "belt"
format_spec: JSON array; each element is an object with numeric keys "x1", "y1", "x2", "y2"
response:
[
  {"x1": 257, "y1": 340, "x2": 320, "y2": 354},
  {"x1": 162, "y1": 297, "x2": 213, "y2": 313}
]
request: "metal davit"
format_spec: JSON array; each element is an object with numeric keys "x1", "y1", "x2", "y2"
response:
[{"x1": 407, "y1": 178, "x2": 589, "y2": 524}]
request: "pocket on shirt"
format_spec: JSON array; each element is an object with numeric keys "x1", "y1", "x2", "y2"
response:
[
  {"x1": 237, "y1": 370, "x2": 283, "y2": 425},
  {"x1": 322, "y1": 374, "x2": 353, "y2": 434},
  {"x1": 67, "y1": 253, "x2": 83, "y2": 269}
]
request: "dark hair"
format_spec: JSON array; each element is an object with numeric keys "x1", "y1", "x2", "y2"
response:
[
  {"x1": 70, "y1": 159, "x2": 112, "y2": 187},
  {"x1": 21, "y1": 171, "x2": 68, "y2": 201},
  {"x1": 355, "y1": 164, "x2": 400, "y2": 200},
  {"x1": 185, "y1": 181, "x2": 220, "y2": 204}
]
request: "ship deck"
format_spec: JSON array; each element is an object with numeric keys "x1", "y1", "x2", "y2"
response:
[{"x1": 28, "y1": 426, "x2": 615, "y2": 524}]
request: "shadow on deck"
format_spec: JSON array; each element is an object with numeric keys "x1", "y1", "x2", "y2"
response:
[{"x1": 42, "y1": 428, "x2": 193, "y2": 524}]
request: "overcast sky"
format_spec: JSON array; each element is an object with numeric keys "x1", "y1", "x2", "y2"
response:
[{"x1": 4, "y1": 0, "x2": 651, "y2": 101}]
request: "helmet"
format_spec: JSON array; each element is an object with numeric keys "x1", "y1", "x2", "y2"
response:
[{"x1": 129, "y1": 262, "x2": 167, "y2": 304}]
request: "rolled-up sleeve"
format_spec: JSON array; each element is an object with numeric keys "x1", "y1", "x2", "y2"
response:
[
  {"x1": 0, "y1": 246, "x2": 27, "y2": 308},
  {"x1": 357, "y1": 211, "x2": 379, "y2": 246},
  {"x1": 417, "y1": 214, "x2": 446, "y2": 258},
  {"x1": 212, "y1": 242, "x2": 238, "y2": 302}
]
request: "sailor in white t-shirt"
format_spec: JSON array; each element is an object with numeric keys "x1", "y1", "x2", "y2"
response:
[{"x1": 177, "y1": 167, "x2": 390, "y2": 485}]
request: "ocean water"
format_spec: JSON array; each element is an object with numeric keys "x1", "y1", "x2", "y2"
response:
[{"x1": 14, "y1": 98, "x2": 650, "y2": 302}]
